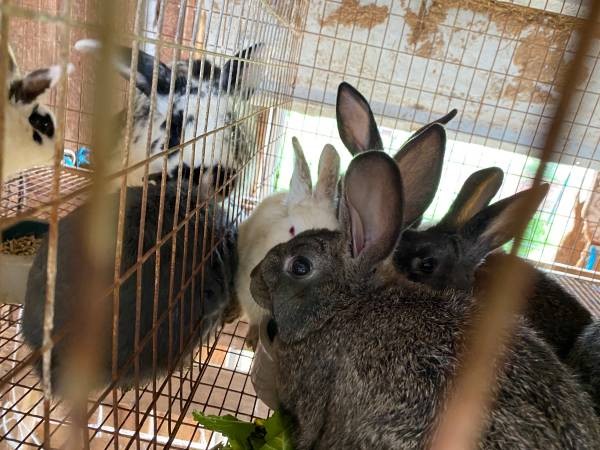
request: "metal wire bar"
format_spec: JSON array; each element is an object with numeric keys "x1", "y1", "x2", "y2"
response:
[{"x1": 431, "y1": 2, "x2": 600, "y2": 448}]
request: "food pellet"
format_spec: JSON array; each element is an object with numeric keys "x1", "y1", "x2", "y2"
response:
[{"x1": 0, "y1": 235, "x2": 42, "y2": 256}]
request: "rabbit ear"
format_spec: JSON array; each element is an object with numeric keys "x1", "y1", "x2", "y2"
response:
[
  {"x1": 74, "y1": 39, "x2": 176, "y2": 99},
  {"x1": 437, "y1": 167, "x2": 504, "y2": 231},
  {"x1": 7, "y1": 44, "x2": 19, "y2": 78},
  {"x1": 191, "y1": 58, "x2": 216, "y2": 82},
  {"x1": 288, "y1": 137, "x2": 313, "y2": 205},
  {"x1": 9, "y1": 63, "x2": 73, "y2": 104},
  {"x1": 220, "y1": 43, "x2": 264, "y2": 97},
  {"x1": 314, "y1": 144, "x2": 340, "y2": 203},
  {"x1": 406, "y1": 109, "x2": 457, "y2": 143},
  {"x1": 462, "y1": 183, "x2": 549, "y2": 258},
  {"x1": 342, "y1": 151, "x2": 404, "y2": 268},
  {"x1": 393, "y1": 123, "x2": 446, "y2": 228},
  {"x1": 336, "y1": 82, "x2": 383, "y2": 155}
]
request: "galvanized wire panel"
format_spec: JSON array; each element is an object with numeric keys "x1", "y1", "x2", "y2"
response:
[
  {"x1": 0, "y1": 0, "x2": 307, "y2": 448},
  {"x1": 279, "y1": 0, "x2": 600, "y2": 283}
]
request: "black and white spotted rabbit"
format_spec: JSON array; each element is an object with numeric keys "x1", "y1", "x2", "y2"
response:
[
  {"x1": 2, "y1": 45, "x2": 72, "y2": 180},
  {"x1": 250, "y1": 150, "x2": 600, "y2": 449},
  {"x1": 74, "y1": 39, "x2": 264, "y2": 193}
]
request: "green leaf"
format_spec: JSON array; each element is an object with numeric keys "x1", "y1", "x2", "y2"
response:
[
  {"x1": 259, "y1": 411, "x2": 294, "y2": 450},
  {"x1": 192, "y1": 409, "x2": 295, "y2": 450},
  {"x1": 193, "y1": 411, "x2": 258, "y2": 450}
]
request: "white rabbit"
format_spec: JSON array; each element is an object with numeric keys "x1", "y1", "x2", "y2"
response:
[
  {"x1": 2, "y1": 47, "x2": 73, "y2": 180},
  {"x1": 236, "y1": 137, "x2": 340, "y2": 346},
  {"x1": 74, "y1": 39, "x2": 264, "y2": 192}
]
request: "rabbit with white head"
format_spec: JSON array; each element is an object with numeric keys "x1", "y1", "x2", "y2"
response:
[
  {"x1": 2, "y1": 46, "x2": 72, "y2": 180},
  {"x1": 236, "y1": 137, "x2": 340, "y2": 346},
  {"x1": 74, "y1": 39, "x2": 264, "y2": 191}
]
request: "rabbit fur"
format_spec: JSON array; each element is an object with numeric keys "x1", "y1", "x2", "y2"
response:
[
  {"x1": 568, "y1": 320, "x2": 600, "y2": 414},
  {"x1": 236, "y1": 137, "x2": 340, "y2": 346},
  {"x1": 250, "y1": 150, "x2": 600, "y2": 450},
  {"x1": 335, "y1": 82, "x2": 591, "y2": 361},
  {"x1": 3, "y1": 46, "x2": 73, "y2": 179},
  {"x1": 74, "y1": 39, "x2": 264, "y2": 192},
  {"x1": 23, "y1": 179, "x2": 237, "y2": 393},
  {"x1": 393, "y1": 169, "x2": 591, "y2": 360}
]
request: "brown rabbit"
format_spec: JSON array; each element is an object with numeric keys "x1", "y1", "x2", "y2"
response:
[{"x1": 250, "y1": 150, "x2": 600, "y2": 450}]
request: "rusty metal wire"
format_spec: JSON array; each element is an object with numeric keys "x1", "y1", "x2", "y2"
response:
[
  {"x1": 0, "y1": 0, "x2": 307, "y2": 448},
  {"x1": 431, "y1": 3, "x2": 600, "y2": 448},
  {"x1": 1, "y1": 0, "x2": 599, "y2": 449}
]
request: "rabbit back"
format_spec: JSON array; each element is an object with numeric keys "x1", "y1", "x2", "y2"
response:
[
  {"x1": 477, "y1": 253, "x2": 592, "y2": 360},
  {"x1": 23, "y1": 182, "x2": 235, "y2": 392},
  {"x1": 568, "y1": 320, "x2": 600, "y2": 415},
  {"x1": 274, "y1": 282, "x2": 600, "y2": 450}
]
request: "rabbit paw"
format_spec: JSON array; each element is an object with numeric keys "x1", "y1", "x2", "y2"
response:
[{"x1": 245, "y1": 325, "x2": 259, "y2": 351}]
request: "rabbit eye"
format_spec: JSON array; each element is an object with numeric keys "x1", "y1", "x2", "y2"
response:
[
  {"x1": 288, "y1": 256, "x2": 312, "y2": 278},
  {"x1": 419, "y1": 257, "x2": 437, "y2": 274}
]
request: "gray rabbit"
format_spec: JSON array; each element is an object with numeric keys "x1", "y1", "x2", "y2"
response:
[
  {"x1": 250, "y1": 151, "x2": 600, "y2": 449},
  {"x1": 335, "y1": 82, "x2": 592, "y2": 361},
  {"x1": 568, "y1": 320, "x2": 600, "y2": 414},
  {"x1": 22, "y1": 180, "x2": 237, "y2": 393},
  {"x1": 392, "y1": 168, "x2": 592, "y2": 360}
]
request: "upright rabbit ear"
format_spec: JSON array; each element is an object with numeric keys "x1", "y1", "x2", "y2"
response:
[
  {"x1": 9, "y1": 63, "x2": 73, "y2": 105},
  {"x1": 74, "y1": 39, "x2": 176, "y2": 99},
  {"x1": 7, "y1": 44, "x2": 19, "y2": 79},
  {"x1": 461, "y1": 183, "x2": 549, "y2": 258},
  {"x1": 406, "y1": 109, "x2": 457, "y2": 143},
  {"x1": 393, "y1": 123, "x2": 445, "y2": 228},
  {"x1": 220, "y1": 43, "x2": 264, "y2": 98},
  {"x1": 342, "y1": 151, "x2": 404, "y2": 269},
  {"x1": 336, "y1": 82, "x2": 383, "y2": 155},
  {"x1": 314, "y1": 144, "x2": 340, "y2": 203},
  {"x1": 288, "y1": 137, "x2": 313, "y2": 206},
  {"x1": 437, "y1": 167, "x2": 504, "y2": 232}
]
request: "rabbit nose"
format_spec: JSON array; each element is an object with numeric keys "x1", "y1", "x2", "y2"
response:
[{"x1": 250, "y1": 263, "x2": 272, "y2": 309}]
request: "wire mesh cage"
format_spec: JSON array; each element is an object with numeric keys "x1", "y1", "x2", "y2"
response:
[
  {"x1": 0, "y1": 0, "x2": 599, "y2": 449},
  {"x1": 1, "y1": 0, "x2": 307, "y2": 448}
]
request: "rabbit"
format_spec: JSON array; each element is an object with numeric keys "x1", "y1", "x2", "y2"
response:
[
  {"x1": 2, "y1": 46, "x2": 73, "y2": 180},
  {"x1": 74, "y1": 39, "x2": 264, "y2": 193},
  {"x1": 250, "y1": 150, "x2": 600, "y2": 449},
  {"x1": 393, "y1": 166, "x2": 592, "y2": 360},
  {"x1": 568, "y1": 320, "x2": 600, "y2": 414},
  {"x1": 335, "y1": 81, "x2": 455, "y2": 228},
  {"x1": 235, "y1": 136, "x2": 340, "y2": 347},
  {"x1": 22, "y1": 178, "x2": 237, "y2": 393},
  {"x1": 247, "y1": 125, "x2": 446, "y2": 406}
]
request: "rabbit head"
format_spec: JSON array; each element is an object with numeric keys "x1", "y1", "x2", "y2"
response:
[
  {"x1": 74, "y1": 39, "x2": 264, "y2": 193},
  {"x1": 335, "y1": 81, "x2": 450, "y2": 228},
  {"x1": 2, "y1": 49, "x2": 72, "y2": 180},
  {"x1": 235, "y1": 136, "x2": 340, "y2": 343},
  {"x1": 394, "y1": 167, "x2": 549, "y2": 291},
  {"x1": 251, "y1": 150, "x2": 435, "y2": 344}
]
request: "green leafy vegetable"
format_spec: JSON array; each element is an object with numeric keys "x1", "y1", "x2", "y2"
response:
[{"x1": 192, "y1": 410, "x2": 294, "y2": 450}]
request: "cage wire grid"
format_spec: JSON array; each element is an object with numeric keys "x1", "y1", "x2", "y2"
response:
[
  {"x1": 276, "y1": 0, "x2": 600, "y2": 283},
  {"x1": 0, "y1": 0, "x2": 308, "y2": 448},
  {"x1": 0, "y1": 0, "x2": 599, "y2": 449}
]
